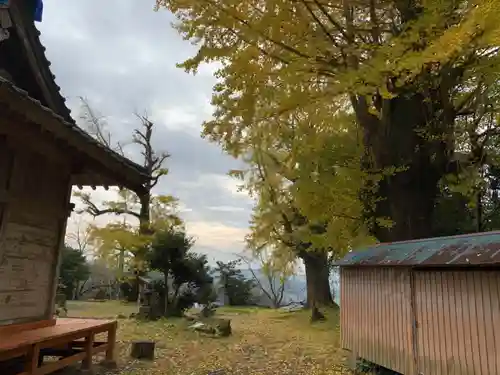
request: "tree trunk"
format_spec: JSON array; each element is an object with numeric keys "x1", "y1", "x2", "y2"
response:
[
  {"x1": 302, "y1": 251, "x2": 333, "y2": 307},
  {"x1": 354, "y1": 91, "x2": 453, "y2": 243},
  {"x1": 128, "y1": 192, "x2": 151, "y2": 303},
  {"x1": 138, "y1": 192, "x2": 151, "y2": 235},
  {"x1": 163, "y1": 274, "x2": 169, "y2": 316}
]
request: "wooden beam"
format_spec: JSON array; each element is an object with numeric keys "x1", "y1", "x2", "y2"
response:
[
  {"x1": 45, "y1": 178, "x2": 72, "y2": 319},
  {"x1": 0, "y1": 111, "x2": 71, "y2": 168},
  {"x1": 0, "y1": 92, "x2": 147, "y2": 190},
  {"x1": 0, "y1": 319, "x2": 56, "y2": 336},
  {"x1": 36, "y1": 351, "x2": 87, "y2": 375}
]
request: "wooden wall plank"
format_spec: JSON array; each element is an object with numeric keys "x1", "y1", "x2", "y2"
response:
[{"x1": 0, "y1": 140, "x2": 71, "y2": 326}]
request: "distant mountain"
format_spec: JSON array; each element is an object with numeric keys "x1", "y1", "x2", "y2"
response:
[{"x1": 214, "y1": 268, "x2": 340, "y2": 306}]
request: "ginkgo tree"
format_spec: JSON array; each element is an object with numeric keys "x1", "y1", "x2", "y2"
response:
[
  {"x1": 230, "y1": 109, "x2": 374, "y2": 306},
  {"x1": 157, "y1": 0, "x2": 500, "y2": 242}
]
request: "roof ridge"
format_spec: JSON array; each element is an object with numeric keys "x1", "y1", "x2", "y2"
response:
[
  {"x1": 337, "y1": 230, "x2": 500, "y2": 267},
  {"x1": 373, "y1": 230, "x2": 500, "y2": 248}
]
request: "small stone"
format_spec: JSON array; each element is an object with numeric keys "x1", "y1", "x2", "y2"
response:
[
  {"x1": 116, "y1": 314, "x2": 127, "y2": 319},
  {"x1": 189, "y1": 321, "x2": 216, "y2": 335},
  {"x1": 189, "y1": 322, "x2": 206, "y2": 330}
]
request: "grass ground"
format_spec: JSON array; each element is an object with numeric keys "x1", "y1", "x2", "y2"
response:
[{"x1": 67, "y1": 301, "x2": 351, "y2": 375}]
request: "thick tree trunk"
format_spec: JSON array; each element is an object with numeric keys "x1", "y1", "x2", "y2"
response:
[
  {"x1": 138, "y1": 193, "x2": 151, "y2": 235},
  {"x1": 128, "y1": 192, "x2": 152, "y2": 303},
  {"x1": 163, "y1": 274, "x2": 170, "y2": 316},
  {"x1": 302, "y1": 251, "x2": 333, "y2": 307},
  {"x1": 354, "y1": 91, "x2": 453, "y2": 243}
]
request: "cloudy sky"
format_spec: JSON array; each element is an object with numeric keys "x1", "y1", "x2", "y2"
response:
[{"x1": 37, "y1": 0, "x2": 254, "y2": 264}]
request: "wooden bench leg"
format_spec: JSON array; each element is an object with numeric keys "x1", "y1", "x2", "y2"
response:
[
  {"x1": 25, "y1": 344, "x2": 40, "y2": 374},
  {"x1": 106, "y1": 322, "x2": 117, "y2": 361},
  {"x1": 81, "y1": 332, "x2": 95, "y2": 370}
]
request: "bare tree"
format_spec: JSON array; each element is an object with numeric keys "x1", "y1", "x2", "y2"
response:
[
  {"x1": 75, "y1": 99, "x2": 176, "y2": 301},
  {"x1": 238, "y1": 249, "x2": 295, "y2": 308},
  {"x1": 78, "y1": 96, "x2": 125, "y2": 155},
  {"x1": 76, "y1": 101, "x2": 171, "y2": 235},
  {"x1": 66, "y1": 216, "x2": 92, "y2": 255}
]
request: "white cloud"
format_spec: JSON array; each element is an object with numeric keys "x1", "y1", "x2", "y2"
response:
[
  {"x1": 180, "y1": 173, "x2": 250, "y2": 200},
  {"x1": 38, "y1": 0, "x2": 253, "y2": 262},
  {"x1": 151, "y1": 105, "x2": 200, "y2": 133},
  {"x1": 207, "y1": 206, "x2": 245, "y2": 212},
  {"x1": 186, "y1": 221, "x2": 248, "y2": 251},
  {"x1": 196, "y1": 62, "x2": 222, "y2": 77}
]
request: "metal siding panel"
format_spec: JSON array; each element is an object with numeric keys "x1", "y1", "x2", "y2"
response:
[
  {"x1": 404, "y1": 270, "x2": 414, "y2": 374},
  {"x1": 349, "y1": 268, "x2": 354, "y2": 351},
  {"x1": 344, "y1": 268, "x2": 354, "y2": 351},
  {"x1": 456, "y1": 272, "x2": 465, "y2": 373},
  {"x1": 340, "y1": 270, "x2": 352, "y2": 348},
  {"x1": 367, "y1": 268, "x2": 373, "y2": 358},
  {"x1": 340, "y1": 267, "x2": 345, "y2": 348},
  {"x1": 393, "y1": 269, "x2": 400, "y2": 372},
  {"x1": 467, "y1": 272, "x2": 480, "y2": 373},
  {"x1": 377, "y1": 268, "x2": 385, "y2": 367},
  {"x1": 414, "y1": 270, "x2": 500, "y2": 375},
  {"x1": 462, "y1": 272, "x2": 474, "y2": 372},
  {"x1": 374, "y1": 269, "x2": 385, "y2": 365},
  {"x1": 446, "y1": 271, "x2": 460, "y2": 374},
  {"x1": 385, "y1": 268, "x2": 391, "y2": 367},
  {"x1": 474, "y1": 272, "x2": 487, "y2": 375},
  {"x1": 491, "y1": 271, "x2": 500, "y2": 374},
  {"x1": 389, "y1": 269, "x2": 398, "y2": 372},
  {"x1": 415, "y1": 271, "x2": 429, "y2": 374},
  {"x1": 436, "y1": 272, "x2": 446, "y2": 374},
  {"x1": 429, "y1": 272, "x2": 437, "y2": 374},
  {"x1": 340, "y1": 268, "x2": 411, "y2": 374}
]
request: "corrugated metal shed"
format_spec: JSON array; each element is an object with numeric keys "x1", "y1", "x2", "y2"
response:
[{"x1": 337, "y1": 231, "x2": 500, "y2": 267}]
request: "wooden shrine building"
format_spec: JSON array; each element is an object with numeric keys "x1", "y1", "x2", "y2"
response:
[{"x1": 0, "y1": 1, "x2": 150, "y2": 374}]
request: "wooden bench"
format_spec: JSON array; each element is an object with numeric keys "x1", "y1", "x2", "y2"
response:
[{"x1": 0, "y1": 318, "x2": 117, "y2": 375}]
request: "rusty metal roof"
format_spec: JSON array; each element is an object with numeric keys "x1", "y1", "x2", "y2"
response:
[{"x1": 336, "y1": 231, "x2": 500, "y2": 267}]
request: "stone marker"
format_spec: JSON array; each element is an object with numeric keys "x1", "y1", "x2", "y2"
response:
[
  {"x1": 130, "y1": 340, "x2": 156, "y2": 360},
  {"x1": 215, "y1": 319, "x2": 231, "y2": 337}
]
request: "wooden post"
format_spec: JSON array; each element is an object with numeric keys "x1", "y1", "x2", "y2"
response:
[
  {"x1": 106, "y1": 322, "x2": 117, "y2": 361},
  {"x1": 81, "y1": 331, "x2": 95, "y2": 370},
  {"x1": 25, "y1": 343, "x2": 40, "y2": 374},
  {"x1": 46, "y1": 179, "x2": 73, "y2": 319}
]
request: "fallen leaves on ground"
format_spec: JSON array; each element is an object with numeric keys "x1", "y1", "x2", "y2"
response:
[{"x1": 67, "y1": 301, "x2": 352, "y2": 375}]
